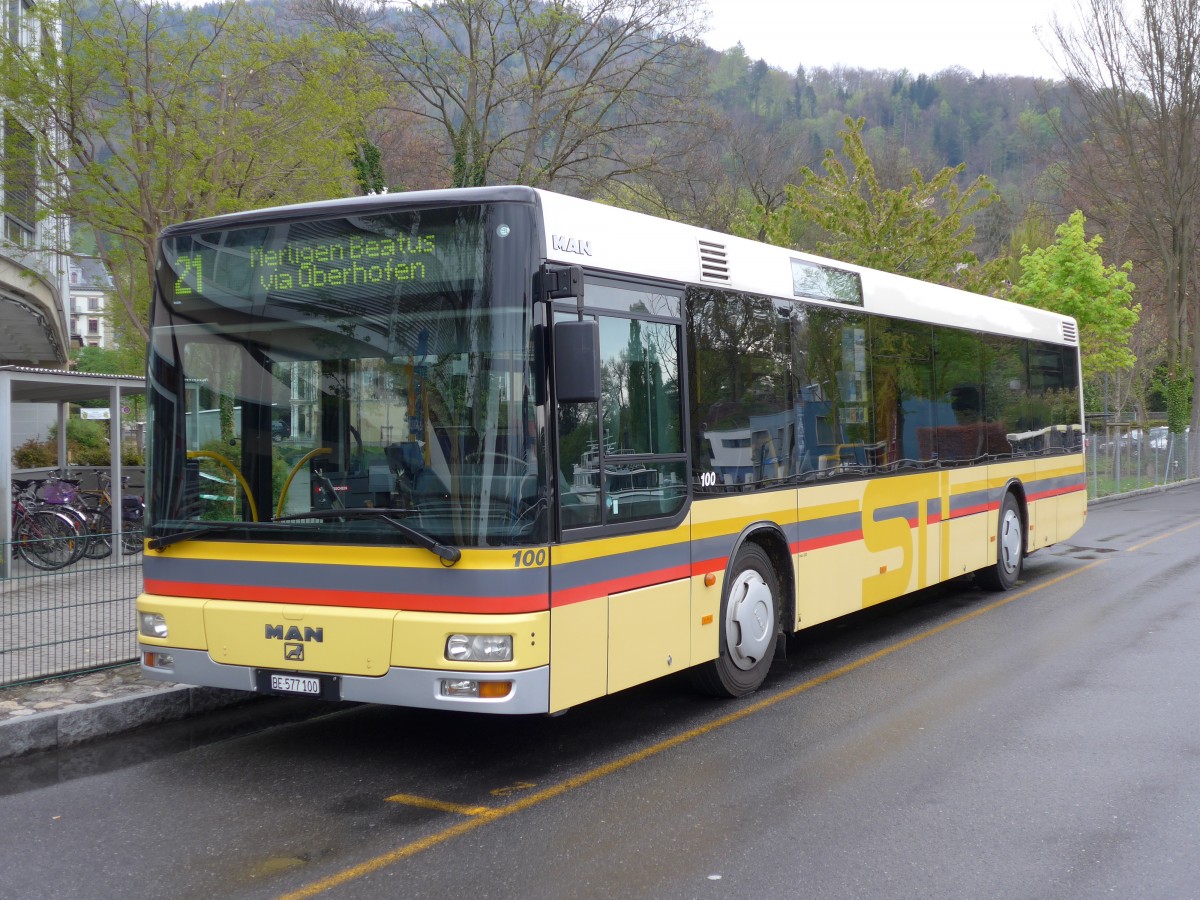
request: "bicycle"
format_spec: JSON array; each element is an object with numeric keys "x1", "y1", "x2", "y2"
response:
[
  {"x1": 33, "y1": 473, "x2": 108, "y2": 560},
  {"x1": 10, "y1": 480, "x2": 86, "y2": 570},
  {"x1": 74, "y1": 472, "x2": 145, "y2": 558}
]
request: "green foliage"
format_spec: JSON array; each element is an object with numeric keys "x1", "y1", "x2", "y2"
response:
[
  {"x1": 1165, "y1": 365, "x2": 1191, "y2": 433},
  {"x1": 349, "y1": 139, "x2": 388, "y2": 195},
  {"x1": 71, "y1": 344, "x2": 145, "y2": 377},
  {"x1": 12, "y1": 417, "x2": 143, "y2": 467},
  {"x1": 1, "y1": 0, "x2": 387, "y2": 346},
  {"x1": 1009, "y1": 211, "x2": 1139, "y2": 378},
  {"x1": 755, "y1": 117, "x2": 1006, "y2": 293},
  {"x1": 13, "y1": 438, "x2": 57, "y2": 468},
  {"x1": 64, "y1": 418, "x2": 109, "y2": 454}
]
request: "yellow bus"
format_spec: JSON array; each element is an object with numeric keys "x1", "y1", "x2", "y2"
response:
[{"x1": 137, "y1": 186, "x2": 1085, "y2": 713}]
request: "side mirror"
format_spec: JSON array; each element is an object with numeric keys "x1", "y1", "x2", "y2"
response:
[{"x1": 553, "y1": 319, "x2": 600, "y2": 403}]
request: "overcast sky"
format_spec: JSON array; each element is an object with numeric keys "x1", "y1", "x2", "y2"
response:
[{"x1": 703, "y1": 0, "x2": 1084, "y2": 80}]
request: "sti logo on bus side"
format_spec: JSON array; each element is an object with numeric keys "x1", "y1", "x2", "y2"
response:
[
  {"x1": 264, "y1": 625, "x2": 324, "y2": 643},
  {"x1": 552, "y1": 234, "x2": 592, "y2": 256}
]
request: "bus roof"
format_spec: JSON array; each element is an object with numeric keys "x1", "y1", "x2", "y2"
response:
[
  {"x1": 533, "y1": 189, "x2": 1077, "y2": 347},
  {"x1": 157, "y1": 185, "x2": 1076, "y2": 348}
]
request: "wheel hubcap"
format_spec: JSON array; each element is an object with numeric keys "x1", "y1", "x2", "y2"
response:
[
  {"x1": 725, "y1": 570, "x2": 774, "y2": 670},
  {"x1": 998, "y1": 508, "x2": 1022, "y2": 574}
]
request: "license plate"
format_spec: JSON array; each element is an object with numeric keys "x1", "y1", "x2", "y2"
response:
[{"x1": 269, "y1": 674, "x2": 321, "y2": 695}]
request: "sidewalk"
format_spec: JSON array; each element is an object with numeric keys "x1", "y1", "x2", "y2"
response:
[{"x1": 0, "y1": 664, "x2": 255, "y2": 760}]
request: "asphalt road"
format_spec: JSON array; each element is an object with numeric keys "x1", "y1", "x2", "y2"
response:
[{"x1": 3, "y1": 485, "x2": 1200, "y2": 899}]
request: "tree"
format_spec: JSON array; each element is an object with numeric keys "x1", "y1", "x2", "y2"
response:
[
  {"x1": 349, "y1": 138, "x2": 388, "y2": 194},
  {"x1": 1009, "y1": 211, "x2": 1139, "y2": 380},
  {"x1": 757, "y1": 117, "x2": 1006, "y2": 294},
  {"x1": 301, "y1": 0, "x2": 709, "y2": 191},
  {"x1": 1, "y1": 0, "x2": 387, "y2": 349},
  {"x1": 1047, "y1": 0, "x2": 1200, "y2": 437}
]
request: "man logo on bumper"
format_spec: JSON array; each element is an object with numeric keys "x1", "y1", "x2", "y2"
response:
[
  {"x1": 265, "y1": 625, "x2": 324, "y2": 642},
  {"x1": 284, "y1": 643, "x2": 305, "y2": 661}
]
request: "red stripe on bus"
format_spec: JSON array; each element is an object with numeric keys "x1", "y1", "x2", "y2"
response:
[
  {"x1": 550, "y1": 564, "x2": 694, "y2": 607},
  {"x1": 949, "y1": 502, "x2": 996, "y2": 519},
  {"x1": 795, "y1": 528, "x2": 864, "y2": 552},
  {"x1": 143, "y1": 579, "x2": 548, "y2": 614},
  {"x1": 1027, "y1": 483, "x2": 1087, "y2": 502}
]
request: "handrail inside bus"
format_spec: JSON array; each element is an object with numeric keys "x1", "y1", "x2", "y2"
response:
[
  {"x1": 186, "y1": 450, "x2": 260, "y2": 523},
  {"x1": 275, "y1": 448, "x2": 332, "y2": 520}
]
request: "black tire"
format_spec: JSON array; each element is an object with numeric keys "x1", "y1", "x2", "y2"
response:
[
  {"x1": 83, "y1": 509, "x2": 114, "y2": 560},
  {"x1": 978, "y1": 492, "x2": 1024, "y2": 591},
  {"x1": 120, "y1": 517, "x2": 144, "y2": 555},
  {"x1": 15, "y1": 510, "x2": 80, "y2": 570},
  {"x1": 53, "y1": 506, "x2": 91, "y2": 565},
  {"x1": 690, "y1": 542, "x2": 780, "y2": 698}
]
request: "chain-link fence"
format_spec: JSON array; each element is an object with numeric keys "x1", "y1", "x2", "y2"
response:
[{"x1": 1086, "y1": 425, "x2": 1193, "y2": 499}]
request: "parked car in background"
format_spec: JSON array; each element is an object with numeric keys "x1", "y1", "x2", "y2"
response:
[{"x1": 1150, "y1": 426, "x2": 1189, "y2": 451}]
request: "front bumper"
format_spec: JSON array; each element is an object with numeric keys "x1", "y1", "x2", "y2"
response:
[{"x1": 140, "y1": 646, "x2": 551, "y2": 714}]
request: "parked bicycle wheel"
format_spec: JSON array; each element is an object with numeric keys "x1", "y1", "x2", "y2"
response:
[
  {"x1": 83, "y1": 508, "x2": 115, "y2": 560},
  {"x1": 14, "y1": 509, "x2": 82, "y2": 570},
  {"x1": 49, "y1": 503, "x2": 92, "y2": 565},
  {"x1": 120, "y1": 516, "x2": 144, "y2": 555}
]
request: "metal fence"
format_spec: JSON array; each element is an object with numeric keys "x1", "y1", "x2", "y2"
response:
[
  {"x1": 1087, "y1": 425, "x2": 1194, "y2": 499},
  {"x1": 0, "y1": 534, "x2": 143, "y2": 686}
]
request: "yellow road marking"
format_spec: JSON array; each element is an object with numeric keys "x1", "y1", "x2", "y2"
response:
[
  {"x1": 385, "y1": 794, "x2": 491, "y2": 817},
  {"x1": 278, "y1": 558, "x2": 1107, "y2": 900},
  {"x1": 1125, "y1": 518, "x2": 1200, "y2": 553}
]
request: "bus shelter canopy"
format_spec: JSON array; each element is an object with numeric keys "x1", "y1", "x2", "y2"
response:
[{"x1": 0, "y1": 366, "x2": 147, "y2": 576}]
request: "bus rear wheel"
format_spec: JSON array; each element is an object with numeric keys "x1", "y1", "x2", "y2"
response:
[
  {"x1": 978, "y1": 493, "x2": 1024, "y2": 591},
  {"x1": 690, "y1": 542, "x2": 779, "y2": 698}
]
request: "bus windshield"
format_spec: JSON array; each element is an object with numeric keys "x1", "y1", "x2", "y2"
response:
[{"x1": 146, "y1": 201, "x2": 545, "y2": 549}]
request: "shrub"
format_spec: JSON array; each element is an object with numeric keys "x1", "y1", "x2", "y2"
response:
[{"x1": 13, "y1": 438, "x2": 56, "y2": 468}]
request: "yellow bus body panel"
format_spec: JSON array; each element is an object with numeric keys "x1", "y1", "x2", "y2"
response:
[
  {"x1": 608, "y1": 579, "x2": 691, "y2": 694},
  {"x1": 203, "y1": 600, "x2": 394, "y2": 676},
  {"x1": 137, "y1": 593, "x2": 208, "y2": 650},
  {"x1": 549, "y1": 597, "x2": 608, "y2": 712},
  {"x1": 390, "y1": 611, "x2": 549, "y2": 671}
]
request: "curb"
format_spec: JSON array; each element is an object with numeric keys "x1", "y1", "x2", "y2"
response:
[{"x1": 0, "y1": 684, "x2": 257, "y2": 761}]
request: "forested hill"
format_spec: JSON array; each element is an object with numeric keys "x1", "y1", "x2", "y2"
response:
[
  {"x1": 708, "y1": 44, "x2": 1070, "y2": 191},
  {"x1": 181, "y1": 0, "x2": 1073, "y2": 234},
  {"x1": 175, "y1": 0, "x2": 1080, "y2": 252}
]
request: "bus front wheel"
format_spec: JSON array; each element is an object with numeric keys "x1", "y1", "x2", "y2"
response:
[
  {"x1": 690, "y1": 542, "x2": 779, "y2": 698},
  {"x1": 978, "y1": 493, "x2": 1024, "y2": 591}
]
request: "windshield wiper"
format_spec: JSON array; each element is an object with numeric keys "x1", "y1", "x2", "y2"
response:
[
  {"x1": 146, "y1": 520, "x2": 290, "y2": 552},
  {"x1": 273, "y1": 507, "x2": 461, "y2": 565}
]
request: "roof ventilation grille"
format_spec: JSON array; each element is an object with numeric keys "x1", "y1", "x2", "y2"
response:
[
  {"x1": 699, "y1": 240, "x2": 730, "y2": 283},
  {"x1": 1062, "y1": 321, "x2": 1078, "y2": 344}
]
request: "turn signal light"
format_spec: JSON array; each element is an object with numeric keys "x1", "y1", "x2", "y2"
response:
[
  {"x1": 478, "y1": 681, "x2": 512, "y2": 699},
  {"x1": 439, "y1": 679, "x2": 513, "y2": 699},
  {"x1": 143, "y1": 651, "x2": 174, "y2": 670}
]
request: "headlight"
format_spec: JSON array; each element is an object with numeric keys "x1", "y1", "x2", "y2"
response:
[
  {"x1": 445, "y1": 634, "x2": 513, "y2": 662},
  {"x1": 139, "y1": 612, "x2": 168, "y2": 638}
]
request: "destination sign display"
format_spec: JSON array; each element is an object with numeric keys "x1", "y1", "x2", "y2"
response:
[
  {"x1": 173, "y1": 233, "x2": 440, "y2": 298},
  {"x1": 162, "y1": 207, "x2": 490, "y2": 305}
]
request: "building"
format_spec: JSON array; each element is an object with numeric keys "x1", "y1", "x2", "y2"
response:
[
  {"x1": 68, "y1": 257, "x2": 114, "y2": 349},
  {"x1": 1, "y1": 0, "x2": 70, "y2": 369}
]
